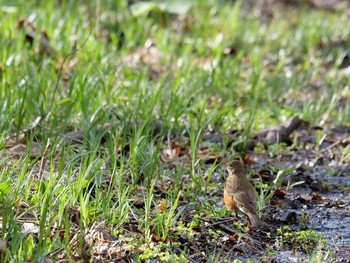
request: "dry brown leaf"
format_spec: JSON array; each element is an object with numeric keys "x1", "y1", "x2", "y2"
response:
[
  {"x1": 311, "y1": 193, "x2": 324, "y2": 202},
  {"x1": 157, "y1": 199, "x2": 168, "y2": 212},
  {"x1": 5, "y1": 143, "x2": 42, "y2": 158},
  {"x1": 230, "y1": 233, "x2": 238, "y2": 241},
  {"x1": 18, "y1": 18, "x2": 52, "y2": 54},
  {"x1": 274, "y1": 189, "x2": 287, "y2": 197}
]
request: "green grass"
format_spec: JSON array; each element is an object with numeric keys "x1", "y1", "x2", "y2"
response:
[{"x1": 0, "y1": 0, "x2": 349, "y2": 261}]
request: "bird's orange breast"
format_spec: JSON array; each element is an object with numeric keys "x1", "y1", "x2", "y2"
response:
[{"x1": 223, "y1": 189, "x2": 238, "y2": 210}]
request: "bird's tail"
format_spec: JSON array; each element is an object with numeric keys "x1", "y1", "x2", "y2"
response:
[{"x1": 248, "y1": 212, "x2": 263, "y2": 228}]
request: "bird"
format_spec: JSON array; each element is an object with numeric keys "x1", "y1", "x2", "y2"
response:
[{"x1": 223, "y1": 160, "x2": 263, "y2": 228}]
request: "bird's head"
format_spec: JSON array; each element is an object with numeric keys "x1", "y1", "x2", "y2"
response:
[{"x1": 226, "y1": 160, "x2": 245, "y2": 175}]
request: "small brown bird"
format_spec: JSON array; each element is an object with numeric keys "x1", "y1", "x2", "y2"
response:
[{"x1": 223, "y1": 160, "x2": 263, "y2": 228}]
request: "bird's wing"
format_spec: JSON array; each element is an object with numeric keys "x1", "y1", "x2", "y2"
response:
[{"x1": 227, "y1": 190, "x2": 257, "y2": 214}]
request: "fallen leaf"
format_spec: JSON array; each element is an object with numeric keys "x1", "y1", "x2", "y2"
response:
[
  {"x1": 311, "y1": 194, "x2": 323, "y2": 202},
  {"x1": 18, "y1": 18, "x2": 52, "y2": 54},
  {"x1": 274, "y1": 189, "x2": 287, "y2": 197},
  {"x1": 230, "y1": 233, "x2": 238, "y2": 241},
  {"x1": 157, "y1": 200, "x2": 167, "y2": 212},
  {"x1": 4, "y1": 143, "x2": 42, "y2": 158}
]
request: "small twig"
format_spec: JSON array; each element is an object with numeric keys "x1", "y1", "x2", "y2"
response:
[
  {"x1": 38, "y1": 138, "x2": 51, "y2": 180},
  {"x1": 45, "y1": 248, "x2": 65, "y2": 258},
  {"x1": 217, "y1": 224, "x2": 237, "y2": 235},
  {"x1": 208, "y1": 218, "x2": 237, "y2": 227},
  {"x1": 331, "y1": 237, "x2": 341, "y2": 251},
  {"x1": 320, "y1": 136, "x2": 347, "y2": 154},
  {"x1": 197, "y1": 216, "x2": 240, "y2": 229}
]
